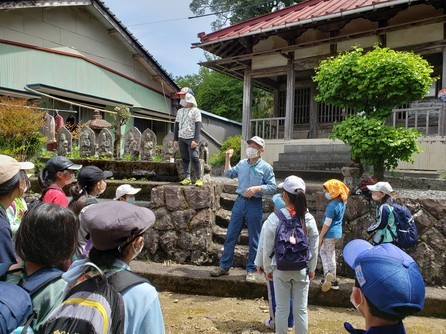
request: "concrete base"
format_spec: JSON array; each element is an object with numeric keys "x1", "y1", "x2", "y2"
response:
[{"x1": 131, "y1": 260, "x2": 446, "y2": 319}]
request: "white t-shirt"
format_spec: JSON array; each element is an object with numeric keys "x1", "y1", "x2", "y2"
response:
[{"x1": 175, "y1": 107, "x2": 202, "y2": 139}]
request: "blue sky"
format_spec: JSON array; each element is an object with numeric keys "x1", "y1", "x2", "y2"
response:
[{"x1": 104, "y1": 0, "x2": 217, "y2": 78}]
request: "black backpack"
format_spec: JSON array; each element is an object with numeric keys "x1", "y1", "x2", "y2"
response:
[
  {"x1": 272, "y1": 209, "x2": 310, "y2": 271},
  {"x1": 39, "y1": 262, "x2": 149, "y2": 334},
  {"x1": 27, "y1": 186, "x2": 63, "y2": 211}
]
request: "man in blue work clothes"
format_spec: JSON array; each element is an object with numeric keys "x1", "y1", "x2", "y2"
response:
[{"x1": 211, "y1": 136, "x2": 276, "y2": 282}]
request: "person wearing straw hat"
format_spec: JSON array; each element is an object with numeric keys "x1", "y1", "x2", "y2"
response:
[{"x1": 0, "y1": 155, "x2": 34, "y2": 263}]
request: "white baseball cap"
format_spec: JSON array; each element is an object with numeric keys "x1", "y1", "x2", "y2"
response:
[
  {"x1": 114, "y1": 184, "x2": 141, "y2": 200},
  {"x1": 247, "y1": 136, "x2": 265, "y2": 148},
  {"x1": 282, "y1": 175, "x2": 306, "y2": 193},
  {"x1": 367, "y1": 182, "x2": 393, "y2": 195}
]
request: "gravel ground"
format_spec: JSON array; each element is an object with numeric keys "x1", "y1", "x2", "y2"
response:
[
  {"x1": 209, "y1": 176, "x2": 446, "y2": 200},
  {"x1": 160, "y1": 292, "x2": 446, "y2": 334}
]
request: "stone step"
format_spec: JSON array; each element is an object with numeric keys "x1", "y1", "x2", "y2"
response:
[
  {"x1": 215, "y1": 207, "x2": 273, "y2": 229},
  {"x1": 210, "y1": 243, "x2": 249, "y2": 269},
  {"x1": 283, "y1": 143, "x2": 351, "y2": 154},
  {"x1": 220, "y1": 193, "x2": 238, "y2": 211},
  {"x1": 131, "y1": 260, "x2": 446, "y2": 318},
  {"x1": 219, "y1": 193, "x2": 275, "y2": 213},
  {"x1": 274, "y1": 161, "x2": 348, "y2": 171},
  {"x1": 215, "y1": 208, "x2": 231, "y2": 228},
  {"x1": 273, "y1": 169, "x2": 343, "y2": 182},
  {"x1": 213, "y1": 225, "x2": 249, "y2": 245},
  {"x1": 277, "y1": 152, "x2": 351, "y2": 162}
]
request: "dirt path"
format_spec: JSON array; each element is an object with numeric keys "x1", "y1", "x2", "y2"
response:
[{"x1": 160, "y1": 292, "x2": 446, "y2": 334}]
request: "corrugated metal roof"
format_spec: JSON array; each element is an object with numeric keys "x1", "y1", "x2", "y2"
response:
[{"x1": 196, "y1": 0, "x2": 416, "y2": 45}]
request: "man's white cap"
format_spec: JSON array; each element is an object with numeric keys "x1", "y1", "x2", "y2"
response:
[
  {"x1": 247, "y1": 136, "x2": 265, "y2": 148},
  {"x1": 282, "y1": 175, "x2": 306, "y2": 193},
  {"x1": 277, "y1": 182, "x2": 284, "y2": 189},
  {"x1": 367, "y1": 182, "x2": 393, "y2": 195},
  {"x1": 114, "y1": 184, "x2": 141, "y2": 200}
]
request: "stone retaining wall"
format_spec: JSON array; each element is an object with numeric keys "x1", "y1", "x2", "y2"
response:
[
  {"x1": 144, "y1": 185, "x2": 221, "y2": 265},
  {"x1": 306, "y1": 188, "x2": 446, "y2": 286},
  {"x1": 141, "y1": 184, "x2": 445, "y2": 286}
]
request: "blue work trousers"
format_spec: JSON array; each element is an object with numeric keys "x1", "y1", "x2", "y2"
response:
[{"x1": 220, "y1": 195, "x2": 263, "y2": 272}]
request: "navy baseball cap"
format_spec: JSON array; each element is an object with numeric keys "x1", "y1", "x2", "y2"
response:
[
  {"x1": 45, "y1": 156, "x2": 82, "y2": 174},
  {"x1": 343, "y1": 240, "x2": 425, "y2": 316},
  {"x1": 77, "y1": 166, "x2": 112, "y2": 188}
]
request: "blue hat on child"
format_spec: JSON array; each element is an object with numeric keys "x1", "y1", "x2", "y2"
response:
[{"x1": 343, "y1": 239, "x2": 425, "y2": 316}]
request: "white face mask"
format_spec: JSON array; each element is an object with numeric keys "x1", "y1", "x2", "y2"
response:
[
  {"x1": 371, "y1": 194, "x2": 381, "y2": 201},
  {"x1": 180, "y1": 99, "x2": 187, "y2": 107},
  {"x1": 97, "y1": 183, "x2": 106, "y2": 196},
  {"x1": 246, "y1": 147, "x2": 258, "y2": 159},
  {"x1": 126, "y1": 197, "x2": 136, "y2": 204},
  {"x1": 350, "y1": 287, "x2": 364, "y2": 311},
  {"x1": 325, "y1": 192, "x2": 332, "y2": 200},
  {"x1": 132, "y1": 243, "x2": 144, "y2": 260}
]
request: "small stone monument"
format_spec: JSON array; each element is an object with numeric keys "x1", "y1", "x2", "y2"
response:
[
  {"x1": 162, "y1": 132, "x2": 178, "y2": 162},
  {"x1": 199, "y1": 140, "x2": 210, "y2": 165},
  {"x1": 79, "y1": 126, "x2": 96, "y2": 157},
  {"x1": 97, "y1": 128, "x2": 113, "y2": 158},
  {"x1": 57, "y1": 127, "x2": 72, "y2": 156},
  {"x1": 124, "y1": 127, "x2": 141, "y2": 160},
  {"x1": 141, "y1": 129, "x2": 157, "y2": 161}
]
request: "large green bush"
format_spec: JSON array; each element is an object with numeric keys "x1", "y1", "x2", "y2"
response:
[{"x1": 210, "y1": 134, "x2": 242, "y2": 167}]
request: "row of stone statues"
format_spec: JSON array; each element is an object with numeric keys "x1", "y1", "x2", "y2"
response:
[{"x1": 56, "y1": 125, "x2": 209, "y2": 164}]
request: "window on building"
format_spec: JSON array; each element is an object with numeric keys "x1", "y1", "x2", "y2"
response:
[
  {"x1": 294, "y1": 87, "x2": 310, "y2": 124},
  {"x1": 318, "y1": 103, "x2": 354, "y2": 123}
]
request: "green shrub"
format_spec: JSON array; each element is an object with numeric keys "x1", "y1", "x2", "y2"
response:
[
  {"x1": 210, "y1": 134, "x2": 242, "y2": 167},
  {"x1": 0, "y1": 97, "x2": 46, "y2": 161}
]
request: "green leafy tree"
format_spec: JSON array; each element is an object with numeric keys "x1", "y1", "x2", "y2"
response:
[
  {"x1": 176, "y1": 67, "x2": 273, "y2": 122},
  {"x1": 190, "y1": 0, "x2": 302, "y2": 30},
  {"x1": 314, "y1": 45, "x2": 433, "y2": 179},
  {"x1": 330, "y1": 116, "x2": 421, "y2": 179},
  {"x1": 0, "y1": 97, "x2": 45, "y2": 161},
  {"x1": 314, "y1": 46, "x2": 433, "y2": 119},
  {"x1": 209, "y1": 134, "x2": 242, "y2": 166}
]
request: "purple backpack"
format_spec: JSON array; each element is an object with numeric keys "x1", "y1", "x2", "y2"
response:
[{"x1": 273, "y1": 209, "x2": 310, "y2": 271}]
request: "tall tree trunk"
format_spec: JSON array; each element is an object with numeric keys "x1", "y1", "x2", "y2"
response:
[{"x1": 373, "y1": 160, "x2": 385, "y2": 180}]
